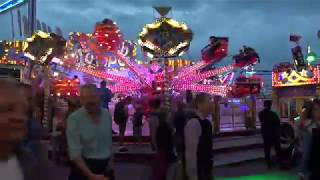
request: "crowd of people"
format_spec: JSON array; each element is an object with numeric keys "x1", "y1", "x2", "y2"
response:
[
  {"x1": 1, "y1": 77, "x2": 320, "y2": 180},
  {"x1": 0, "y1": 78, "x2": 214, "y2": 180}
]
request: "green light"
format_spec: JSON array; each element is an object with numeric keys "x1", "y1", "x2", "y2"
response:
[
  {"x1": 306, "y1": 52, "x2": 317, "y2": 63},
  {"x1": 216, "y1": 172, "x2": 298, "y2": 180},
  {"x1": 294, "y1": 116, "x2": 300, "y2": 122},
  {"x1": 307, "y1": 55, "x2": 315, "y2": 62}
]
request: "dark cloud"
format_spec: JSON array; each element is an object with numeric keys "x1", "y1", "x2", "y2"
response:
[{"x1": 0, "y1": 0, "x2": 319, "y2": 70}]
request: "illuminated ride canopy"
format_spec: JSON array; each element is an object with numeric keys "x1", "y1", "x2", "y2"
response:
[
  {"x1": 25, "y1": 31, "x2": 66, "y2": 65},
  {"x1": 138, "y1": 17, "x2": 193, "y2": 58}
]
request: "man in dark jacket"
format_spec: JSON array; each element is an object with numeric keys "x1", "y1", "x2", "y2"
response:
[
  {"x1": 99, "y1": 80, "x2": 116, "y2": 135},
  {"x1": 0, "y1": 79, "x2": 50, "y2": 180},
  {"x1": 258, "y1": 100, "x2": 282, "y2": 168},
  {"x1": 99, "y1": 81, "x2": 113, "y2": 110}
]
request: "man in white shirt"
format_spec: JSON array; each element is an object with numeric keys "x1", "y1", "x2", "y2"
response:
[
  {"x1": 184, "y1": 93, "x2": 213, "y2": 180},
  {"x1": 0, "y1": 79, "x2": 49, "y2": 180}
]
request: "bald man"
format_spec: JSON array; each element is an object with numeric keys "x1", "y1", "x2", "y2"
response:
[{"x1": 67, "y1": 84, "x2": 114, "y2": 180}]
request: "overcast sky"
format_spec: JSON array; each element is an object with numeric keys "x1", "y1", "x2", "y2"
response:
[{"x1": 0, "y1": 0, "x2": 320, "y2": 70}]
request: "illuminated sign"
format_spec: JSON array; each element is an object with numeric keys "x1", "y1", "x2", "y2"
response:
[
  {"x1": 66, "y1": 33, "x2": 137, "y2": 71},
  {"x1": 0, "y1": 0, "x2": 27, "y2": 13},
  {"x1": 272, "y1": 66, "x2": 320, "y2": 87}
]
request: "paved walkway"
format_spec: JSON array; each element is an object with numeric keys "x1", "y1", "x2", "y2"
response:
[
  {"x1": 215, "y1": 160, "x2": 298, "y2": 180},
  {"x1": 50, "y1": 160, "x2": 298, "y2": 180}
]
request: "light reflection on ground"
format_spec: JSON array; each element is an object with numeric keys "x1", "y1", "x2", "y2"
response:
[{"x1": 216, "y1": 173, "x2": 298, "y2": 180}]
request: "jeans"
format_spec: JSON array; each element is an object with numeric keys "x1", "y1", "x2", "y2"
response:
[{"x1": 298, "y1": 130, "x2": 312, "y2": 177}]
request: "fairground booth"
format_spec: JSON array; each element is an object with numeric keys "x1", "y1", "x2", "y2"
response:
[{"x1": 272, "y1": 35, "x2": 320, "y2": 119}]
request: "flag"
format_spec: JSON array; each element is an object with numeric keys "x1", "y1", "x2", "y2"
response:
[
  {"x1": 47, "y1": 26, "x2": 52, "y2": 33},
  {"x1": 55, "y1": 27, "x2": 63, "y2": 36},
  {"x1": 22, "y1": 16, "x2": 29, "y2": 36},
  {"x1": 17, "y1": 10, "x2": 22, "y2": 37},
  {"x1": 36, "y1": 19, "x2": 41, "y2": 30},
  {"x1": 41, "y1": 22, "x2": 47, "y2": 32}
]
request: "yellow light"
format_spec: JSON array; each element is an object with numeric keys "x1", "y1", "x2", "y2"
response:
[
  {"x1": 287, "y1": 70, "x2": 312, "y2": 83},
  {"x1": 139, "y1": 17, "x2": 190, "y2": 39},
  {"x1": 24, "y1": 53, "x2": 35, "y2": 61},
  {"x1": 28, "y1": 31, "x2": 50, "y2": 42},
  {"x1": 272, "y1": 67, "x2": 320, "y2": 87}
]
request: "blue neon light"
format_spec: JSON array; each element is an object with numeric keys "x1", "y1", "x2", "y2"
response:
[{"x1": 0, "y1": 0, "x2": 26, "y2": 13}]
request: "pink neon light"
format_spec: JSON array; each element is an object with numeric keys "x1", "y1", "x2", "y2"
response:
[
  {"x1": 108, "y1": 84, "x2": 141, "y2": 93},
  {"x1": 174, "y1": 61, "x2": 207, "y2": 80},
  {"x1": 116, "y1": 51, "x2": 153, "y2": 87},
  {"x1": 173, "y1": 83, "x2": 228, "y2": 97},
  {"x1": 75, "y1": 66, "x2": 134, "y2": 83},
  {"x1": 175, "y1": 65, "x2": 234, "y2": 84}
]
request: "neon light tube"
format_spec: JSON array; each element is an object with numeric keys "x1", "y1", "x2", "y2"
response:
[{"x1": 0, "y1": 0, "x2": 26, "y2": 14}]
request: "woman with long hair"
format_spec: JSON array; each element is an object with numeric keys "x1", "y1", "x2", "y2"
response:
[{"x1": 298, "y1": 99, "x2": 320, "y2": 179}]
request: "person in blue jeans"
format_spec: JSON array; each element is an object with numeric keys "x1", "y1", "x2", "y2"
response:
[{"x1": 299, "y1": 128, "x2": 312, "y2": 179}]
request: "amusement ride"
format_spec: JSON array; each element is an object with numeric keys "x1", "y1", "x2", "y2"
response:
[{"x1": 0, "y1": 7, "x2": 263, "y2": 129}]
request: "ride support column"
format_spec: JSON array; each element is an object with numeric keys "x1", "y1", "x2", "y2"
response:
[
  {"x1": 213, "y1": 96, "x2": 220, "y2": 133},
  {"x1": 42, "y1": 65, "x2": 51, "y2": 131},
  {"x1": 247, "y1": 96, "x2": 256, "y2": 129}
]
